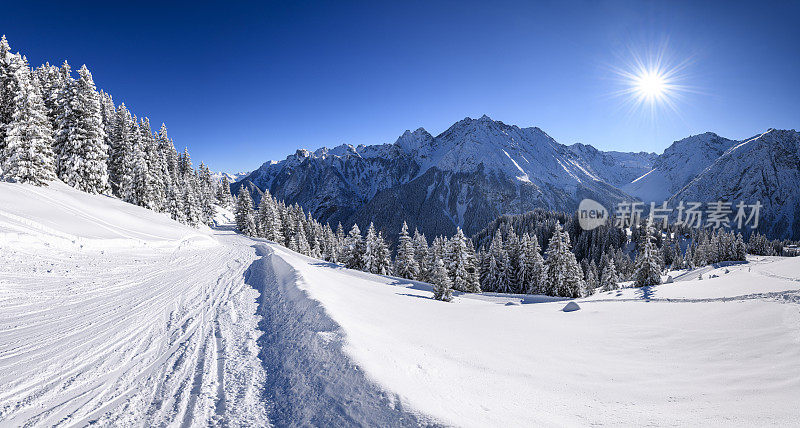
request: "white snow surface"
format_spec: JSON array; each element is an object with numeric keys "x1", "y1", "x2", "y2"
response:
[
  {"x1": 0, "y1": 181, "x2": 216, "y2": 250},
  {"x1": 273, "y1": 246, "x2": 800, "y2": 427},
  {"x1": 2, "y1": 182, "x2": 800, "y2": 426}
]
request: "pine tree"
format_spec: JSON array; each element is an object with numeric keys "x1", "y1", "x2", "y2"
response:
[
  {"x1": 446, "y1": 228, "x2": 480, "y2": 292},
  {"x1": 343, "y1": 224, "x2": 365, "y2": 270},
  {"x1": 413, "y1": 229, "x2": 430, "y2": 281},
  {"x1": 166, "y1": 181, "x2": 186, "y2": 223},
  {"x1": 0, "y1": 35, "x2": 15, "y2": 157},
  {"x1": 55, "y1": 65, "x2": 109, "y2": 194},
  {"x1": 431, "y1": 257, "x2": 453, "y2": 302},
  {"x1": 544, "y1": 223, "x2": 585, "y2": 298},
  {"x1": 362, "y1": 222, "x2": 391, "y2": 274},
  {"x1": 394, "y1": 221, "x2": 419, "y2": 280},
  {"x1": 584, "y1": 260, "x2": 599, "y2": 296},
  {"x1": 234, "y1": 189, "x2": 256, "y2": 234},
  {"x1": 600, "y1": 256, "x2": 620, "y2": 291},
  {"x1": 2, "y1": 54, "x2": 56, "y2": 185},
  {"x1": 633, "y1": 222, "x2": 662, "y2": 287},
  {"x1": 526, "y1": 235, "x2": 547, "y2": 294},
  {"x1": 184, "y1": 182, "x2": 203, "y2": 227},
  {"x1": 374, "y1": 231, "x2": 392, "y2": 275},
  {"x1": 489, "y1": 233, "x2": 509, "y2": 292},
  {"x1": 217, "y1": 175, "x2": 234, "y2": 208}
]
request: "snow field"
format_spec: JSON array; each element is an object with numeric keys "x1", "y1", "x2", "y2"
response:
[{"x1": 271, "y1": 244, "x2": 800, "y2": 427}]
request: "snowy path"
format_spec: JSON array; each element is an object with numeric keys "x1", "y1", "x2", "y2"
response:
[{"x1": 0, "y1": 229, "x2": 268, "y2": 427}]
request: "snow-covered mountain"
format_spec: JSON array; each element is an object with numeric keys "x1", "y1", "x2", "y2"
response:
[
  {"x1": 212, "y1": 170, "x2": 250, "y2": 183},
  {"x1": 670, "y1": 129, "x2": 800, "y2": 239},
  {"x1": 623, "y1": 132, "x2": 738, "y2": 202},
  {"x1": 234, "y1": 115, "x2": 654, "y2": 238}
]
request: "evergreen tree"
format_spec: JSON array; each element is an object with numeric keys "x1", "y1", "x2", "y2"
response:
[
  {"x1": 633, "y1": 222, "x2": 662, "y2": 287},
  {"x1": 394, "y1": 221, "x2": 419, "y2": 280},
  {"x1": 526, "y1": 235, "x2": 547, "y2": 294},
  {"x1": 166, "y1": 181, "x2": 186, "y2": 223},
  {"x1": 55, "y1": 65, "x2": 109, "y2": 194},
  {"x1": 600, "y1": 256, "x2": 620, "y2": 291},
  {"x1": 184, "y1": 181, "x2": 203, "y2": 227},
  {"x1": 446, "y1": 228, "x2": 480, "y2": 292},
  {"x1": 217, "y1": 175, "x2": 234, "y2": 208},
  {"x1": 431, "y1": 257, "x2": 453, "y2": 302},
  {"x1": 2, "y1": 54, "x2": 56, "y2": 185},
  {"x1": 234, "y1": 189, "x2": 256, "y2": 234},
  {"x1": 343, "y1": 224, "x2": 365, "y2": 270},
  {"x1": 0, "y1": 35, "x2": 15, "y2": 156},
  {"x1": 544, "y1": 223, "x2": 585, "y2": 298},
  {"x1": 413, "y1": 229, "x2": 430, "y2": 281}
]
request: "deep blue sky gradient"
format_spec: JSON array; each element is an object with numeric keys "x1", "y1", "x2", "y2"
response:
[{"x1": 2, "y1": 0, "x2": 798, "y2": 172}]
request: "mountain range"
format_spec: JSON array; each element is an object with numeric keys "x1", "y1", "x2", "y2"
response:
[{"x1": 233, "y1": 116, "x2": 800, "y2": 240}]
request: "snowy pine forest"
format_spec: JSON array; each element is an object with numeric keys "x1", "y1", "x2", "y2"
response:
[{"x1": 0, "y1": 36, "x2": 227, "y2": 227}]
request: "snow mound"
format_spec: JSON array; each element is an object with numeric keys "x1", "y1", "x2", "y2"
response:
[
  {"x1": 562, "y1": 301, "x2": 581, "y2": 312},
  {"x1": 0, "y1": 181, "x2": 216, "y2": 250}
]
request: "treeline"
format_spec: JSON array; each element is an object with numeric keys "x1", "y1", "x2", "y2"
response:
[
  {"x1": 0, "y1": 36, "x2": 228, "y2": 226},
  {"x1": 233, "y1": 183, "x2": 795, "y2": 301}
]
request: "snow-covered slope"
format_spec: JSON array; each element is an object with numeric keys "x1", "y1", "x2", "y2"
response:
[
  {"x1": 0, "y1": 182, "x2": 424, "y2": 426},
  {"x1": 271, "y1": 245, "x2": 800, "y2": 426},
  {"x1": 623, "y1": 132, "x2": 737, "y2": 202},
  {"x1": 0, "y1": 182, "x2": 268, "y2": 426},
  {"x1": 670, "y1": 129, "x2": 800, "y2": 239},
  {"x1": 0, "y1": 181, "x2": 215, "y2": 249},
  {"x1": 236, "y1": 116, "x2": 653, "y2": 237}
]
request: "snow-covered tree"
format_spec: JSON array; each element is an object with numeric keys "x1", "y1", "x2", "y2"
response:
[
  {"x1": 217, "y1": 175, "x2": 234, "y2": 208},
  {"x1": 413, "y1": 229, "x2": 430, "y2": 281},
  {"x1": 363, "y1": 222, "x2": 392, "y2": 275},
  {"x1": 633, "y1": 222, "x2": 662, "y2": 287},
  {"x1": 0, "y1": 35, "x2": 15, "y2": 157},
  {"x1": 235, "y1": 189, "x2": 256, "y2": 235},
  {"x1": 431, "y1": 257, "x2": 453, "y2": 302},
  {"x1": 446, "y1": 228, "x2": 480, "y2": 293},
  {"x1": 55, "y1": 64, "x2": 109, "y2": 194},
  {"x1": 343, "y1": 224, "x2": 365, "y2": 270},
  {"x1": 600, "y1": 255, "x2": 620, "y2": 291},
  {"x1": 1, "y1": 53, "x2": 56, "y2": 185},
  {"x1": 525, "y1": 234, "x2": 547, "y2": 294},
  {"x1": 544, "y1": 223, "x2": 585, "y2": 298},
  {"x1": 394, "y1": 221, "x2": 419, "y2": 280}
]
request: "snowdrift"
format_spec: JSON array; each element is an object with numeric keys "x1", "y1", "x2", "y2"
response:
[{"x1": 0, "y1": 181, "x2": 216, "y2": 249}]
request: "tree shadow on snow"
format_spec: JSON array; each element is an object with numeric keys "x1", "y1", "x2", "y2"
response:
[{"x1": 635, "y1": 285, "x2": 656, "y2": 301}]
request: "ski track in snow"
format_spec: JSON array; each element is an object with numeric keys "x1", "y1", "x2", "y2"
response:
[{"x1": 0, "y1": 228, "x2": 269, "y2": 427}]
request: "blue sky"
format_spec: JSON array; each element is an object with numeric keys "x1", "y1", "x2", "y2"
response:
[{"x1": 2, "y1": 1, "x2": 798, "y2": 172}]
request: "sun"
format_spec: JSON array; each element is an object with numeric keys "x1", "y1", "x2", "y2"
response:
[
  {"x1": 607, "y1": 43, "x2": 696, "y2": 119},
  {"x1": 633, "y1": 68, "x2": 668, "y2": 101}
]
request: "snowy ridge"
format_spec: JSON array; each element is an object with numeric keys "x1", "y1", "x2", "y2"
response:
[
  {"x1": 623, "y1": 132, "x2": 737, "y2": 202},
  {"x1": 235, "y1": 115, "x2": 653, "y2": 238},
  {"x1": 670, "y1": 129, "x2": 800, "y2": 239}
]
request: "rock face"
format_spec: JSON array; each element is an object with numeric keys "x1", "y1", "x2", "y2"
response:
[
  {"x1": 233, "y1": 116, "x2": 653, "y2": 238},
  {"x1": 669, "y1": 129, "x2": 800, "y2": 239}
]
